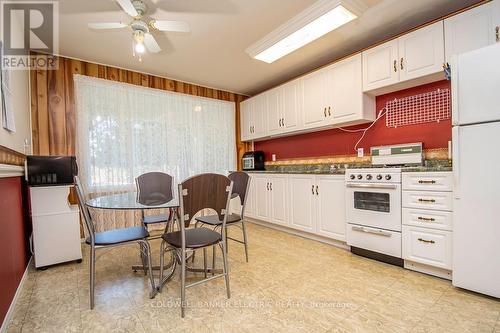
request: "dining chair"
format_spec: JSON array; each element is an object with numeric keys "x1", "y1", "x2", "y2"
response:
[
  {"x1": 74, "y1": 176, "x2": 157, "y2": 309},
  {"x1": 135, "y1": 172, "x2": 174, "y2": 231},
  {"x1": 194, "y1": 171, "x2": 251, "y2": 262},
  {"x1": 158, "y1": 173, "x2": 233, "y2": 317}
]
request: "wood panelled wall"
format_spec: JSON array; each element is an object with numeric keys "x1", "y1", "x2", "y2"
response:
[{"x1": 30, "y1": 54, "x2": 250, "y2": 169}]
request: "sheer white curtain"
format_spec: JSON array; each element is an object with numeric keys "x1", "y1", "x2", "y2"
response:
[{"x1": 74, "y1": 74, "x2": 236, "y2": 230}]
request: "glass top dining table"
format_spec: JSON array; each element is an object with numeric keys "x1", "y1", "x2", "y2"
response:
[{"x1": 86, "y1": 192, "x2": 179, "y2": 210}]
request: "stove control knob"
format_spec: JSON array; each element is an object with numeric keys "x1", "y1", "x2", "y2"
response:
[
  {"x1": 349, "y1": 174, "x2": 355, "y2": 180},
  {"x1": 376, "y1": 174, "x2": 383, "y2": 180},
  {"x1": 357, "y1": 174, "x2": 363, "y2": 180},
  {"x1": 385, "y1": 174, "x2": 392, "y2": 180},
  {"x1": 366, "y1": 174, "x2": 373, "y2": 180}
]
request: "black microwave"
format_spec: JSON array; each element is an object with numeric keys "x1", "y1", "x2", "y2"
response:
[
  {"x1": 242, "y1": 151, "x2": 265, "y2": 171},
  {"x1": 26, "y1": 156, "x2": 78, "y2": 186}
]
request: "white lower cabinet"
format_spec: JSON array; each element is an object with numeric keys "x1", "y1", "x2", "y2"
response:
[
  {"x1": 247, "y1": 173, "x2": 346, "y2": 242},
  {"x1": 402, "y1": 226, "x2": 452, "y2": 270}
]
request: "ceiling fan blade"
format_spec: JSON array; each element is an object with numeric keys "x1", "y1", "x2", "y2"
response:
[
  {"x1": 116, "y1": 0, "x2": 139, "y2": 17},
  {"x1": 151, "y1": 20, "x2": 190, "y2": 32},
  {"x1": 88, "y1": 22, "x2": 128, "y2": 30},
  {"x1": 144, "y1": 33, "x2": 162, "y2": 53}
]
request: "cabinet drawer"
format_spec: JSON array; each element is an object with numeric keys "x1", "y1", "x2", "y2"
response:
[
  {"x1": 347, "y1": 224, "x2": 401, "y2": 258},
  {"x1": 402, "y1": 172, "x2": 453, "y2": 191},
  {"x1": 402, "y1": 226, "x2": 452, "y2": 269},
  {"x1": 402, "y1": 191, "x2": 453, "y2": 211},
  {"x1": 402, "y1": 208, "x2": 452, "y2": 231}
]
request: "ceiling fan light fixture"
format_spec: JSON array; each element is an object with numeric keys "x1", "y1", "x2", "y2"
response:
[
  {"x1": 135, "y1": 41, "x2": 145, "y2": 54},
  {"x1": 246, "y1": 0, "x2": 365, "y2": 64}
]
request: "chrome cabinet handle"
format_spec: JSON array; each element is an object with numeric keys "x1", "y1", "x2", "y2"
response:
[
  {"x1": 328, "y1": 107, "x2": 331, "y2": 116},
  {"x1": 418, "y1": 198, "x2": 436, "y2": 203},
  {"x1": 394, "y1": 60, "x2": 397, "y2": 72},
  {"x1": 418, "y1": 180, "x2": 436, "y2": 184},
  {"x1": 418, "y1": 216, "x2": 436, "y2": 222},
  {"x1": 282, "y1": 118, "x2": 284, "y2": 126},
  {"x1": 324, "y1": 108, "x2": 327, "y2": 117},
  {"x1": 279, "y1": 119, "x2": 282, "y2": 127},
  {"x1": 270, "y1": 182, "x2": 272, "y2": 191},
  {"x1": 496, "y1": 26, "x2": 499, "y2": 42},
  {"x1": 267, "y1": 182, "x2": 269, "y2": 191},
  {"x1": 400, "y1": 57, "x2": 404, "y2": 70},
  {"x1": 311, "y1": 185, "x2": 315, "y2": 195},
  {"x1": 418, "y1": 238, "x2": 435, "y2": 244},
  {"x1": 315, "y1": 186, "x2": 319, "y2": 195}
]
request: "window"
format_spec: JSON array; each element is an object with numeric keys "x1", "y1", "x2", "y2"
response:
[{"x1": 75, "y1": 75, "x2": 236, "y2": 194}]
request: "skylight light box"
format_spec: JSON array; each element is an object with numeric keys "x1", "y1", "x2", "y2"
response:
[{"x1": 246, "y1": 0, "x2": 366, "y2": 63}]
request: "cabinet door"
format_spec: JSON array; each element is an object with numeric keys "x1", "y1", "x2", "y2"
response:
[
  {"x1": 240, "y1": 100, "x2": 252, "y2": 141},
  {"x1": 329, "y1": 54, "x2": 363, "y2": 123},
  {"x1": 244, "y1": 175, "x2": 256, "y2": 218},
  {"x1": 269, "y1": 175, "x2": 288, "y2": 226},
  {"x1": 302, "y1": 69, "x2": 328, "y2": 129},
  {"x1": 398, "y1": 21, "x2": 445, "y2": 82},
  {"x1": 444, "y1": 0, "x2": 500, "y2": 63},
  {"x1": 288, "y1": 175, "x2": 315, "y2": 233},
  {"x1": 252, "y1": 94, "x2": 267, "y2": 139},
  {"x1": 362, "y1": 39, "x2": 399, "y2": 92},
  {"x1": 281, "y1": 80, "x2": 301, "y2": 132},
  {"x1": 314, "y1": 176, "x2": 346, "y2": 241},
  {"x1": 266, "y1": 88, "x2": 282, "y2": 135},
  {"x1": 253, "y1": 175, "x2": 271, "y2": 221}
]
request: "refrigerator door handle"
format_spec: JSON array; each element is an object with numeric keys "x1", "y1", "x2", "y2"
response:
[{"x1": 452, "y1": 126, "x2": 460, "y2": 199}]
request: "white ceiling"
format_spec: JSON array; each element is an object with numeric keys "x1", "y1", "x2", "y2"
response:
[{"x1": 58, "y1": 0, "x2": 480, "y2": 96}]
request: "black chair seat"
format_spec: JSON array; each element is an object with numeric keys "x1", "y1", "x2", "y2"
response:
[
  {"x1": 195, "y1": 213, "x2": 241, "y2": 226},
  {"x1": 86, "y1": 226, "x2": 149, "y2": 246},
  {"x1": 162, "y1": 228, "x2": 222, "y2": 249},
  {"x1": 143, "y1": 214, "x2": 170, "y2": 224}
]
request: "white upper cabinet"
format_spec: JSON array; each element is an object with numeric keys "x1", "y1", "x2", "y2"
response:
[
  {"x1": 329, "y1": 54, "x2": 375, "y2": 124},
  {"x1": 444, "y1": 0, "x2": 500, "y2": 63},
  {"x1": 240, "y1": 99, "x2": 252, "y2": 142},
  {"x1": 362, "y1": 39, "x2": 399, "y2": 91},
  {"x1": 398, "y1": 21, "x2": 445, "y2": 82},
  {"x1": 266, "y1": 88, "x2": 281, "y2": 135},
  {"x1": 302, "y1": 69, "x2": 329, "y2": 129},
  {"x1": 252, "y1": 94, "x2": 267, "y2": 139},
  {"x1": 281, "y1": 80, "x2": 302, "y2": 132},
  {"x1": 363, "y1": 21, "x2": 445, "y2": 94}
]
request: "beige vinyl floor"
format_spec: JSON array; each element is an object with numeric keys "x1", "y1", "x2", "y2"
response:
[{"x1": 5, "y1": 222, "x2": 500, "y2": 333}]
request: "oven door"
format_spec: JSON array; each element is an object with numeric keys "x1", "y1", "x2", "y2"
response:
[{"x1": 346, "y1": 182, "x2": 401, "y2": 231}]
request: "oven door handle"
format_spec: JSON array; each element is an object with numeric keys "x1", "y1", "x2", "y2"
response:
[
  {"x1": 346, "y1": 183, "x2": 398, "y2": 190},
  {"x1": 351, "y1": 225, "x2": 392, "y2": 237}
]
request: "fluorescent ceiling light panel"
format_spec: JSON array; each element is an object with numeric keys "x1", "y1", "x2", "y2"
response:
[{"x1": 247, "y1": 0, "x2": 363, "y2": 64}]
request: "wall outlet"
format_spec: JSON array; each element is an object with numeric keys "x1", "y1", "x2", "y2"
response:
[{"x1": 357, "y1": 148, "x2": 364, "y2": 157}]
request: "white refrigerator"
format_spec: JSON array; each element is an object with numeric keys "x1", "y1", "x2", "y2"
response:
[{"x1": 451, "y1": 43, "x2": 500, "y2": 298}]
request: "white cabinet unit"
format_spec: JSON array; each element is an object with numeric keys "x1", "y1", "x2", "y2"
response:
[
  {"x1": 247, "y1": 173, "x2": 346, "y2": 242},
  {"x1": 315, "y1": 176, "x2": 346, "y2": 241},
  {"x1": 363, "y1": 21, "x2": 445, "y2": 93},
  {"x1": 244, "y1": 174, "x2": 256, "y2": 218},
  {"x1": 267, "y1": 81, "x2": 303, "y2": 136},
  {"x1": 444, "y1": 0, "x2": 500, "y2": 63},
  {"x1": 289, "y1": 175, "x2": 316, "y2": 232},
  {"x1": 402, "y1": 172, "x2": 453, "y2": 278},
  {"x1": 240, "y1": 94, "x2": 267, "y2": 141},
  {"x1": 302, "y1": 69, "x2": 330, "y2": 129}
]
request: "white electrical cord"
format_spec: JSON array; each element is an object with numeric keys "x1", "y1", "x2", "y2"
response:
[{"x1": 336, "y1": 107, "x2": 387, "y2": 152}]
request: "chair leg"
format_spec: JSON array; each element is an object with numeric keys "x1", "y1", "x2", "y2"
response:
[
  {"x1": 89, "y1": 245, "x2": 96, "y2": 309},
  {"x1": 139, "y1": 243, "x2": 148, "y2": 275},
  {"x1": 203, "y1": 247, "x2": 208, "y2": 278},
  {"x1": 220, "y1": 242, "x2": 231, "y2": 299},
  {"x1": 181, "y1": 248, "x2": 187, "y2": 318},
  {"x1": 159, "y1": 240, "x2": 166, "y2": 293},
  {"x1": 140, "y1": 240, "x2": 157, "y2": 298},
  {"x1": 212, "y1": 244, "x2": 216, "y2": 276},
  {"x1": 225, "y1": 226, "x2": 229, "y2": 254},
  {"x1": 241, "y1": 220, "x2": 249, "y2": 263}
]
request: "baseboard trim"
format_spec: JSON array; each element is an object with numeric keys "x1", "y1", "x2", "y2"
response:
[
  {"x1": 0, "y1": 256, "x2": 32, "y2": 333},
  {"x1": 247, "y1": 218, "x2": 349, "y2": 250}
]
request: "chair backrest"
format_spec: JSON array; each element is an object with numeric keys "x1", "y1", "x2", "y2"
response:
[
  {"x1": 74, "y1": 176, "x2": 95, "y2": 244},
  {"x1": 228, "y1": 171, "x2": 251, "y2": 217},
  {"x1": 178, "y1": 173, "x2": 233, "y2": 232},
  {"x1": 135, "y1": 172, "x2": 173, "y2": 205}
]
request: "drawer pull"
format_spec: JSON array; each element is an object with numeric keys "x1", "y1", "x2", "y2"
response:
[
  {"x1": 418, "y1": 180, "x2": 436, "y2": 184},
  {"x1": 418, "y1": 238, "x2": 435, "y2": 244},
  {"x1": 352, "y1": 225, "x2": 392, "y2": 237},
  {"x1": 418, "y1": 216, "x2": 436, "y2": 222},
  {"x1": 418, "y1": 198, "x2": 436, "y2": 203}
]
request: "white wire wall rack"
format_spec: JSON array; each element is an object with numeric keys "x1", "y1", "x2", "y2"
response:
[{"x1": 385, "y1": 88, "x2": 451, "y2": 128}]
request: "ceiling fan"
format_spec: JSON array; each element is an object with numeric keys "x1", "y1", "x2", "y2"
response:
[{"x1": 88, "y1": 0, "x2": 190, "y2": 60}]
